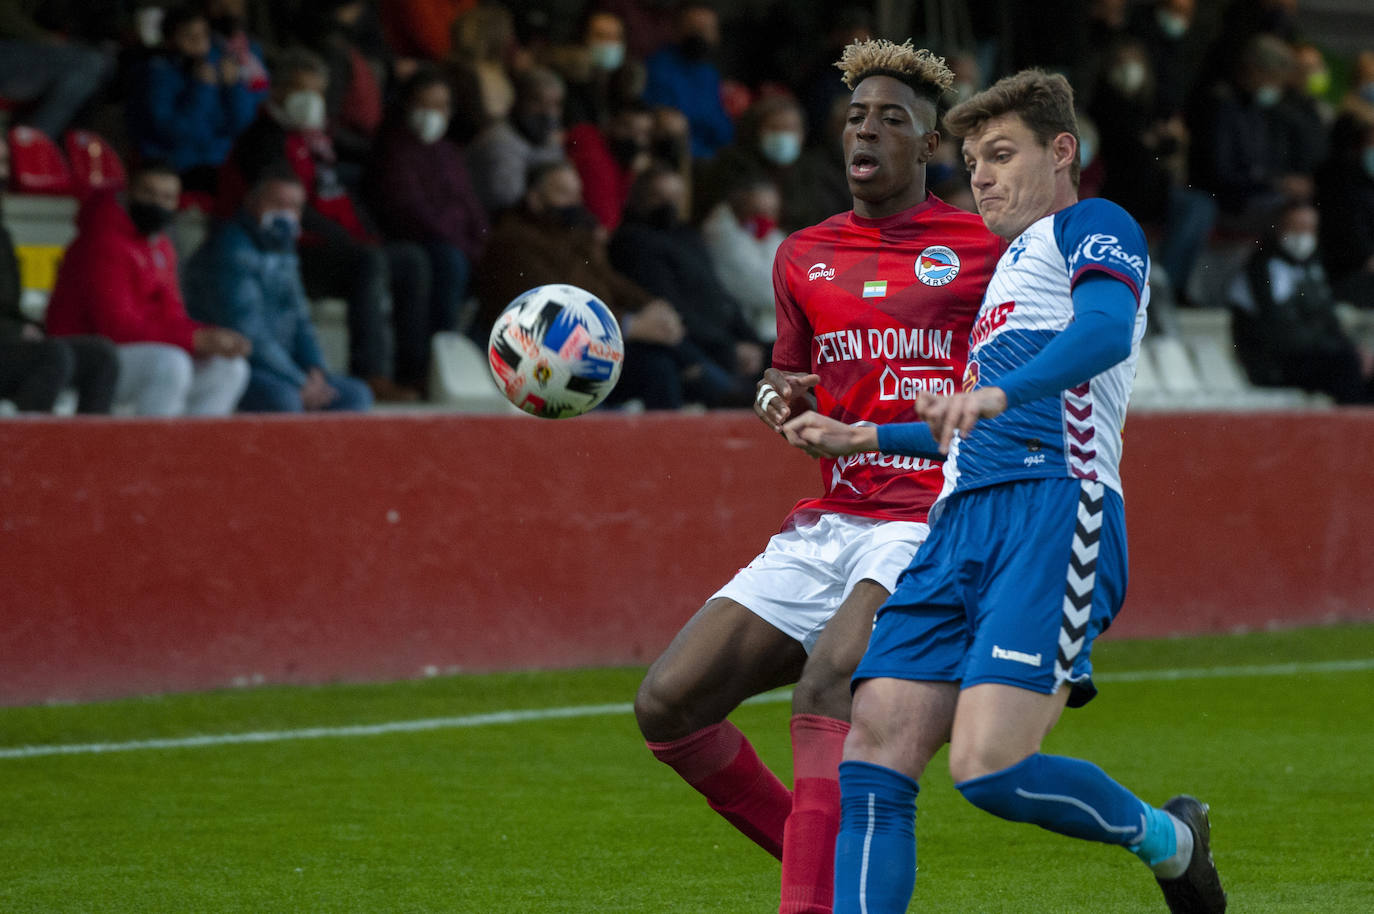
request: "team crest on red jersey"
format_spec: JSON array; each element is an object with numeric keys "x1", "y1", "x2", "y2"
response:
[{"x1": 915, "y1": 245, "x2": 961, "y2": 287}]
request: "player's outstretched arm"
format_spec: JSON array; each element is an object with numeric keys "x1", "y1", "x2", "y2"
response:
[
  {"x1": 781, "y1": 411, "x2": 877, "y2": 457},
  {"x1": 917, "y1": 387, "x2": 1009, "y2": 455},
  {"x1": 755, "y1": 367, "x2": 820, "y2": 433}
]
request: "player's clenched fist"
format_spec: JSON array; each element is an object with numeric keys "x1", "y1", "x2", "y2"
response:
[
  {"x1": 754, "y1": 368, "x2": 820, "y2": 432},
  {"x1": 916, "y1": 387, "x2": 1008, "y2": 454}
]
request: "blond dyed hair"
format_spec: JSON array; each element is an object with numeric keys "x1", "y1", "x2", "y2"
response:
[{"x1": 835, "y1": 39, "x2": 954, "y2": 99}]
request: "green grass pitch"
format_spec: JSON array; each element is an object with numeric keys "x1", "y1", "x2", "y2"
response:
[{"x1": 2, "y1": 624, "x2": 1372, "y2": 913}]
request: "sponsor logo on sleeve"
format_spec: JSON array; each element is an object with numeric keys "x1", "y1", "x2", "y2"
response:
[{"x1": 808, "y1": 262, "x2": 836, "y2": 281}]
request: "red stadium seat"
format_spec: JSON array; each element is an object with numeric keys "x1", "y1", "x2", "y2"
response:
[
  {"x1": 63, "y1": 129, "x2": 126, "y2": 198},
  {"x1": 6, "y1": 125, "x2": 74, "y2": 195}
]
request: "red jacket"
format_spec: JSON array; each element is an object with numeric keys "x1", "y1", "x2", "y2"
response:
[{"x1": 45, "y1": 191, "x2": 203, "y2": 351}]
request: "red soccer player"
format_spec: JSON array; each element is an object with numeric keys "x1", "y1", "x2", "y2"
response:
[{"x1": 634, "y1": 39, "x2": 1004, "y2": 914}]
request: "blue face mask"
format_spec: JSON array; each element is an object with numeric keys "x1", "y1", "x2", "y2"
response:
[
  {"x1": 1254, "y1": 85, "x2": 1282, "y2": 108},
  {"x1": 256, "y1": 210, "x2": 300, "y2": 250},
  {"x1": 759, "y1": 130, "x2": 802, "y2": 166},
  {"x1": 1360, "y1": 83, "x2": 1374, "y2": 105},
  {"x1": 1363, "y1": 146, "x2": 1374, "y2": 181}
]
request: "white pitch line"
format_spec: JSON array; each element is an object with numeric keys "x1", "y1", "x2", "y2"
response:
[{"x1": 2, "y1": 657, "x2": 1371, "y2": 761}]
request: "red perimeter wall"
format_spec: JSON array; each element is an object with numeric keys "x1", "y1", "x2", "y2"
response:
[{"x1": 2, "y1": 410, "x2": 1372, "y2": 706}]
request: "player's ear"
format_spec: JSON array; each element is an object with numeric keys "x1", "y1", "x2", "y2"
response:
[{"x1": 1051, "y1": 132, "x2": 1077, "y2": 172}]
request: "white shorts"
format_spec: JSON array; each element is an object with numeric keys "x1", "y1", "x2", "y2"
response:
[{"x1": 712, "y1": 510, "x2": 930, "y2": 653}]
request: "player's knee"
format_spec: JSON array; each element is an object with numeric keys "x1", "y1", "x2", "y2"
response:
[
  {"x1": 633, "y1": 666, "x2": 696, "y2": 742},
  {"x1": 791, "y1": 656, "x2": 854, "y2": 720},
  {"x1": 947, "y1": 738, "x2": 1026, "y2": 785}
]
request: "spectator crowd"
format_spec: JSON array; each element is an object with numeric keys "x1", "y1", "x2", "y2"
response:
[{"x1": 2, "y1": 0, "x2": 1373, "y2": 414}]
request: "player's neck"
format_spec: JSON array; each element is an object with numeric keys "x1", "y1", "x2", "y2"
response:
[{"x1": 852, "y1": 187, "x2": 929, "y2": 221}]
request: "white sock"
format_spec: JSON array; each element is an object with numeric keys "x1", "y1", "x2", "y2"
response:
[{"x1": 1150, "y1": 814, "x2": 1195, "y2": 880}]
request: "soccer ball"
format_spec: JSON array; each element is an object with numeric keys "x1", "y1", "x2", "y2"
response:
[{"x1": 487, "y1": 284, "x2": 625, "y2": 418}]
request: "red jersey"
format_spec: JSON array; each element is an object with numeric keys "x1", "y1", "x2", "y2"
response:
[{"x1": 773, "y1": 194, "x2": 1003, "y2": 524}]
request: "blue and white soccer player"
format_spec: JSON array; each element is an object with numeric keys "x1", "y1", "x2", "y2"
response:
[{"x1": 782, "y1": 70, "x2": 1227, "y2": 913}]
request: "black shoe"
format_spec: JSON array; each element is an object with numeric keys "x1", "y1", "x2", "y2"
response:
[{"x1": 1157, "y1": 795, "x2": 1227, "y2": 913}]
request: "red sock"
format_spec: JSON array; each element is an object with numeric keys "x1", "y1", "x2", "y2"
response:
[
  {"x1": 647, "y1": 721, "x2": 792, "y2": 859},
  {"x1": 779, "y1": 714, "x2": 850, "y2": 914}
]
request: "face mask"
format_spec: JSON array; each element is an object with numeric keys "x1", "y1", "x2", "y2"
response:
[
  {"x1": 1278, "y1": 232, "x2": 1316, "y2": 262},
  {"x1": 608, "y1": 136, "x2": 645, "y2": 167},
  {"x1": 1109, "y1": 60, "x2": 1147, "y2": 95},
  {"x1": 548, "y1": 204, "x2": 597, "y2": 229},
  {"x1": 1305, "y1": 69, "x2": 1331, "y2": 98},
  {"x1": 1155, "y1": 9, "x2": 1189, "y2": 39},
  {"x1": 680, "y1": 35, "x2": 712, "y2": 61},
  {"x1": 256, "y1": 209, "x2": 300, "y2": 250},
  {"x1": 742, "y1": 214, "x2": 777, "y2": 240},
  {"x1": 1362, "y1": 146, "x2": 1374, "y2": 181},
  {"x1": 209, "y1": 14, "x2": 242, "y2": 35},
  {"x1": 516, "y1": 112, "x2": 558, "y2": 146},
  {"x1": 282, "y1": 90, "x2": 326, "y2": 131},
  {"x1": 758, "y1": 130, "x2": 802, "y2": 166},
  {"x1": 653, "y1": 136, "x2": 686, "y2": 169},
  {"x1": 642, "y1": 203, "x2": 680, "y2": 230},
  {"x1": 1254, "y1": 85, "x2": 1282, "y2": 108},
  {"x1": 408, "y1": 108, "x2": 448, "y2": 144},
  {"x1": 1360, "y1": 83, "x2": 1374, "y2": 105},
  {"x1": 588, "y1": 41, "x2": 625, "y2": 71},
  {"x1": 127, "y1": 200, "x2": 175, "y2": 236}
]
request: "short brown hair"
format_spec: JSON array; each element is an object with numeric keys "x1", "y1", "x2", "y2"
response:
[{"x1": 945, "y1": 69, "x2": 1080, "y2": 185}]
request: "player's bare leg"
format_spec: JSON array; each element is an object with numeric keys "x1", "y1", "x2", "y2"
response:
[
  {"x1": 949, "y1": 684, "x2": 1226, "y2": 913},
  {"x1": 635, "y1": 597, "x2": 807, "y2": 858},
  {"x1": 778, "y1": 580, "x2": 888, "y2": 914}
]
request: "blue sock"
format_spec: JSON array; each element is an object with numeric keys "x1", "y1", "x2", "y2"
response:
[
  {"x1": 833, "y1": 760, "x2": 919, "y2": 914},
  {"x1": 955, "y1": 753, "x2": 1151, "y2": 847},
  {"x1": 1129, "y1": 803, "x2": 1182, "y2": 868}
]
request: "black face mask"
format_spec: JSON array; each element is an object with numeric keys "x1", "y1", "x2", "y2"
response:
[
  {"x1": 516, "y1": 112, "x2": 558, "y2": 146},
  {"x1": 127, "y1": 200, "x2": 175, "y2": 236},
  {"x1": 208, "y1": 14, "x2": 242, "y2": 35},
  {"x1": 608, "y1": 136, "x2": 645, "y2": 167},
  {"x1": 548, "y1": 204, "x2": 598, "y2": 230},
  {"x1": 680, "y1": 35, "x2": 713, "y2": 61},
  {"x1": 640, "y1": 203, "x2": 680, "y2": 230},
  {"x1": 652, "y1": 137, "x2": 686, "y2": 169}
]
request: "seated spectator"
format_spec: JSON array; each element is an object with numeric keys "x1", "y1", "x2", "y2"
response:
[
  {"x1": 444, "y1": 2, "x2": 519, "y2": 140},
  {"x1": 564, "y1": 98, "x2": 654, "y2": 231},
  {"x1": 699, "y1": 173, "x2": 783, "y2": 342},
  {"x1": 466, "y1": 65, "x2": 568, "y2": 215},
  {"x1": 126, "y1": 5, "x2": 261, "y2": 195},
  {"x1": 1227, "y1": 200, "x2": 1373, "y2": 404},
  {"x1": 186, "y1": 169, "x2": 371, "y2": 412},
  {"x1": 0, "y1": 134, "x2": 117, "y2": 413},
  {"x1": 1316, "y1": 112, "x2": 1374, "y2": 307},
  {"x1": 1089, "y1": 38, "x2": 1215, "y2": 303},
  {"x1": 475, "y1": 159, "x2": 711, "y2": 411},
  {"x1": 610, "y1": 164, "x2": 765, "y2": 406},
  {"x1": 595, "y1": 0, "x2": 676, "y2": 63},
  {"x1": 642, "y1": 2, "x2": 733, "y2": 160},
  {"x1": 1126, "y1": 0, "x2": 1203, "y2": 123},
  {"x1": 296, "y1": 0, "x2": 392, "y2": 184},
  {"x1": 218, "y1": 46, "x2": 427, "y2": 401},
  {"x1": 1191, "y1": 34, "x2": 1312, "y2": 231},
  {"x1": 204, "y1": 0, "x2": 271, "y2": 108},
  {"x1": 1339, "y1": 50, "x2": 1374, "y2": 123},
  {"x1": 786, "y1": 93, "x2": 856, "y2": 226},
  {"x1": 368, "y1": 67, "x2": 488, "y2": 377},
  {"x1": 0, "y1": 1, "x2": 113, "y2": 139},
  {"x1": 694, "y1": 93, "x2": 807, "y2": 230},
  {"x1": 554, "y1": 8, "x2": 629, "y2": 128},
  {"x1": 46, "y1": 162, "x2": 251, "y2": 416}
]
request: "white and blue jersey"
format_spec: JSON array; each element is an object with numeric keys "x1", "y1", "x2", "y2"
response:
[{"x1": 938, "y1": 197, "x2": 1149, "y2": 507}]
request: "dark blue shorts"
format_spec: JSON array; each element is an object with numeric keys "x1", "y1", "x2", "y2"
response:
[{"x1": 855, "y1": 477, "x2": 1127, "y2": 707}]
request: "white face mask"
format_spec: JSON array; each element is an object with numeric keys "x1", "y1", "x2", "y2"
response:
[
  {"x1": 1156, "y1": 9, "x2": 1189, "y2": 39},
  {"x1": 1278, "y1": 232, "x2": 1317, "y2": 262},
  {"x1": 1109, "y1": 60, "x2": 1147, "y2": 95},
  {"x1": 1254, "y1": 85, "x2": 1282, "y2": 108},
  {"x1": 588, "y1": 41, "x2": 625, "y2": 71},
  {"x1": 282, "y1": 90, "x2": 326, "y2": 131},
  {"x1": 759, "y1": 130, "x2": 802, "y2": 166},
  {"x1": 408, "y1": 108, "x2": 449, "y2": 144}
]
